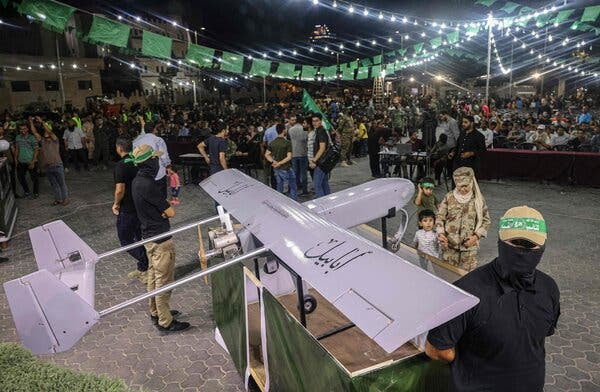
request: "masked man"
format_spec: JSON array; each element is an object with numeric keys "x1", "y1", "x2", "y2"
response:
[{"x1": 426, "y1": 206, "x2": 560, "y2": 392}]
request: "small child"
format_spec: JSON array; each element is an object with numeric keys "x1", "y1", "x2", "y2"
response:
[
  {"x1": 413, "y1": 209, "x2": 440, "y2": 259},
  {"x1": 167, "y1": 165, "x2": 180, "y2": 205},
  {"x1": 413, "y1": 177, "x2": 438, "y2": 216}
]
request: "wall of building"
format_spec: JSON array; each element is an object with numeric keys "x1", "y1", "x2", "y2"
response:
[{"x1": 0, "y1": 55, "x2": 104, "y2": 112}]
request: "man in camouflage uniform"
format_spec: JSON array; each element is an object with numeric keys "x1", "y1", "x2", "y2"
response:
[
  {"x1": 338, "y1": 110, "x2": 355, "y2": 167},
  {"x1": 436, "y1": 167, "x2": 490, "y2": 272},
  {"x1": 390, "y1": 103, "x2": 406, "y2": 136}
]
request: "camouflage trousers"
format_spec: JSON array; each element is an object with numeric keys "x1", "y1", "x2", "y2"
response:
[
  {"x1": 442, "y1": 249, "x2": 478, "y2": 272},
  {"x1": 341, "y1": 133, "x2": 353, "y2": 162}
]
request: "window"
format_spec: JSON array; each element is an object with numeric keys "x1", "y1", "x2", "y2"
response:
[
  {"x1": 45, "y1": 80, "x2": 59, "y2": 91},
  {"x1": 78, "y1": 80, "x2": 93, "y2": 90},
  {"x1": 11, "y1": 81, "x2": 30, "y2": 92}
]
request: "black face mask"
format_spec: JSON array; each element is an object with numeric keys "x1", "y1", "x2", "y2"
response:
[{"x1": 493, "y1": 240, "x2": 545, "y2": 290}]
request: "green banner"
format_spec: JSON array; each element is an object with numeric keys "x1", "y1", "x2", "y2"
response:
[
  {"x1": 581, "y1": 5, "x2": 600, "y2": 23},
  {"x1": 17, "y1": 0, "x2": 75, "y2": 32},
  {"x1": 372, "y1": 54, "x2": 382, "y2": 65},
  {"x1": 397, "y1": 48, "x2": 408, "y2": 57},
  {"x1": 446, "y1": 31, "x2": 459, "y2": 44},
  {"x1": 349, "y1": 60, "x2": 359, "y2": 70},
  {"x1": 341, "y1": 65, "x2": 355, "y2": 80},
  {"x1": 466, "y1": 25, "x2": 480, "y2": 36},
  {"x1": 220, "y1": 51, "x2": 244, "y2": 74},
  {"x1": 356, "y1": 66, "x2": 369, "y2": 80},
  {"x1": 274, "y1": 63, "x2": 298, "y2": 78},
  {"x1": 475, "y1": 0, "x2": 497, "y2": 6},
  {"x1": 552, "y1": 9, "x2": 575, "y2": 24},
  {"x1": 320, "y1": 65, "x2": 337, "y2": 79},
  {"x1": 413, "y1": 42, "x2": 424, "y2": 54},
  {"x1": 301, "y1": 65, "x2": 317, "y2": 80},
  {"x1": 186, "y1": 43, "x2": 214, "y2": 67},
  {"x1": 385, "y1": 62, "x2": 396, "y2": 74},
  {"x1": 372, "y1": 64, "x2": 382, "y2": 78},
  {"x1": 536, "y1": 13, "x2": 553, "y2": 27},
  {"x1": 430, "y1": 37, "x2": 442, "y2": 49},
  {"x1": 500, "y1": 1, "x2": 520, "y2": 14},
  {"x1": 361, "y1": 57, "x2": 373, "y2": 67},
  {"x1": 250, "y1": 58, "x2": 271, "y2": 76},
  {"x1": 141, "y1": 30, "x2": 172, "y2": 59},
  {"x1": 86, "y1": 15, "x2": 130, "y2": 48},
  {"x1": 302, "y1": 90, "x2": 331, "y2": 131}
]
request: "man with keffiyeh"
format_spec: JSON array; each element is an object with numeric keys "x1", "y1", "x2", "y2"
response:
[{"x1": 436, "y1": 167, "x2": 491, "y2": 272}]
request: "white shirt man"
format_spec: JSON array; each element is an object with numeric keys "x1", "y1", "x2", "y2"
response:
[
  {"x1": 478, "y1": 127, "x2": 494, "y2": 148},
  {"x1": 133, "y1": 131, "x2": 171, "y2": 180},
  {"x1": 63, "y1": 126, "x2": 85, "y2": 150}
]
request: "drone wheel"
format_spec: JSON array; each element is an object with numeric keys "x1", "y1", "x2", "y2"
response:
[{"x1": 303, "y1": 294, "x2": 317, "y2": 314}]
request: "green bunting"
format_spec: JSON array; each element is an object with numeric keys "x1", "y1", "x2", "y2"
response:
[
  {"x1": 581, "y1": 5, "x2": 600, "y2": 23},
  {"x1": 250, "y1": 59, "x2": 272, "y2": 76},
  {"x1": 320, "y1": 65, "x2": 337, "y2": 79},
  {"x1": 341, "y1": 64, "x2": 355, "y2": 80},
  {"x1": 141, "y1": 30, "x2": 172, "y2": 59},
  {"x1": 430, "y1": 37, "x2": 442, "y2": 49},
  {"x1": 552, "y1": 9, "x2": 575, "y2": 24},
  {"x1": 413, "y1": 42, "x2": 424, "y2": 55},
  {"x1": 86, "y1": 16, "x2": 130, "y2": 48},
  {"x1": 475, "y1": 0, "x2": 497, "y2": 6},
  {"x1": 220, "y1": 51, "x2": 244, "y2": 74},
  {"x1": 186, "y1": 43, "x2": 214, "y2": 67},
  {"x1": 274, "y1": 63, "x2": 298, "y2": 78},
  {"x1": 17, "y1": 0, "x2": 75, "y2": 32},
  {"x1": 500, "y1": 1, "x2": 520, "y2": 14},
  {"x1": 301, "y1": 65, "x2": 317, "y2": 80},
  {"x1": 356, "y1": 67, "x2": 369, "y2": 80},
  {"x1": 371, "y1": 64, "x2": 382, "y2": 78},
  {"x1": 446, "y1": 31, "x2": 459, "y2": 45},
  {"x1": 372, "y1": 55, "x2": 382, "y2": 65}
]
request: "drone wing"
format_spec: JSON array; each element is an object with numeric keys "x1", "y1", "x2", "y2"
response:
[{"x1": 201, "y1": 169, "x2": 478, "y2": 353}]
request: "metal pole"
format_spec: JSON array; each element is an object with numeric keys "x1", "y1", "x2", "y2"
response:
[
  {"x1": 192, "y1": 80, "x2": 198, "y2": 107},
  {"x1": 262, "y1": 76, "x2": 266, "y2": 105},
  {"x1": 509, "y1": 40, "x2": 514, "y2": 98},
  {"x1": 98, "y1": 215, "x2": 219, "y2": 259},
  {"x1": 55, "y1": 37, "x2": 66, "y2": 108},
  {"x1": 485, "y1": 14, "x2": 492, "y2": 104},
  {"x1": 381, "y1": 217, "x2": 388, "y2": 249},
  {"x1": 99, "y1": 246, "x2": 269, "y2": 317},
  {"x1": 295, "y1": 273, "x2": 307, "y2": 327},
  {"x1": 540, "y1": 26, "x2": 548, "y2": 95}
]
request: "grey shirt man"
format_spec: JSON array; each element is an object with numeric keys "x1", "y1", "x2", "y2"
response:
[
  {"x1": 288, "y1": 124, "x2": 307, "y2": 158},
  {"x1": 445, "y1": 117, "x2": 460, "y2": 149}
]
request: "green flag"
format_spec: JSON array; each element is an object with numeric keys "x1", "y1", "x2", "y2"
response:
[
  {"x1": 220, "y1": 51, "x2": 244, "y2": 74},
  {"x1": 466, "y1": 25, "x2": 480, "y2": 36},
  {"x1": 320, "y1": 65, "x2": 337, "y2": 79},
  {"x1": 536, "y1": 13, "x2": 552, "y2": 27},
  {"x1": 86, "y1": 15, "x2": 130, "y2": 48},
  {"x1": 500, "y1": 1, "x2": 520, "y2": 14},
  {"x1": 397, "y1": 48, "x2": 407, "y2": 57},
  {"x1": 186, "y1": 43, "x2": 214, "y2": 67},
  {"x1": 372, "y1": 55, "x2": 382, "y2": 65},
  {"x1": 250, "y1": 59, "x2": 272, "y2": 76},
  {"x1": 474, "y1": 0, "x2": 497, "y2": 6},
  {"x1": 361, "y1": 57, "x2": 373, "y2": 67},
  {"x1": 430, "y1": 37, "x2": 442, "y2": 49},
  {"x1": 413, "y1": 42, "x2": 424, "y2": 54},
  {"x1": 349, "y1": 60, "x2": 359, "y2": 70},
  {"x1": 356, "y1": 66, "x2": 369, "y2": 80},
  {"x1": 372, "y1": 64, "x2": 382, "y2": 78},
  {"x1": 446, "y1": 31, "x2": 459, "y2": 44},
  {"x1": 17, "y1": 0, "x2": 75, "y2": 32},
  {"x1": 142, "y1": 30, "x2": 172, "y2": 59},
  {"x1": 341, "y1": 65, "x2": 355, "y2": 80},
  {"x1": 552, "y1": 9, "x2": 574, "y2": 24},
  {"x1": 385, "y1": 62, "x2": 396, "y2": 74},
  {"x1": 301, "y1": 65, "x2": 317, "y2": 80},
  {"x1": 302, "y1": 90, "x2": 331, "y2": 131},
  {"x1": 274, "y1": 63, "x2": 298, "y2": 79},
  {"x1": 581, "y1": 5, "x2": 600, "y2": 23}
]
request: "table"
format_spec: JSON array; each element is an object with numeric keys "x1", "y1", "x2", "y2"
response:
[
  {"x1": 480, "y1": 148, "x2": 600, "y2": 187},
  {"x1": 167, "y1": 141, "x2": 198, "y2": 163},
  {"x1": 178, "y1": 153, "x2": 208, "y2": 185}
]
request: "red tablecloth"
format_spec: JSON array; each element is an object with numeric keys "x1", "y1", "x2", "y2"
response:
[{"x1": 480, "y1": 149, "x2": 600, "y2": 187}]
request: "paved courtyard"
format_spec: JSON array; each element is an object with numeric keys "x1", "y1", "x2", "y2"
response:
[{"x1": 0, "y1": 158, "x2": 599, "y2": 391}]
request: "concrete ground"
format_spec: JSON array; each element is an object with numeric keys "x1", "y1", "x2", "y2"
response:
[{"x1": 0, "y1": 157, "x2": 599, "y2": 392}]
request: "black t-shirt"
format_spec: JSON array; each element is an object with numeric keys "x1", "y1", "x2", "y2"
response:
[
  {"x1": 206, "y1": 135, "x2": 228, "y2": 174},
  {"x1": 454, "y1": 129, "x2": 486, "y2": 172},
  {"x1": 427, "y1": 261, "x2": 560, "y2": 392},
  {"x1": 114, "y1": 158, "x2": 138, "y2": 213},
  {"x1": 132, "y1": 172, "x2": 171, "y2": 240},
  {"x1": 368, "y1": 127, "x2": 392, "y2": 153},
  {"x1": 312, "y1": 126, "x2": 329, "y2": 158}
]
